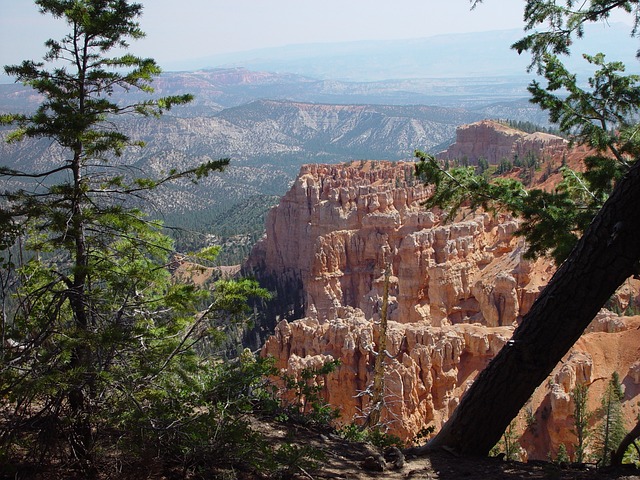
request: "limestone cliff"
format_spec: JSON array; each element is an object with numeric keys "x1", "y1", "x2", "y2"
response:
[
  {"x1": 245, "y1": 153, "x2": 640, "y2": 460},
  {"x1": 437, "y1": 119, "x2": 567, "y2": 165}
]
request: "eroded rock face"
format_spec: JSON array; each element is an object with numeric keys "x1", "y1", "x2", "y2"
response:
[
  {"x1": 245, "y1": 160, "x2": 549, "y2": 328},
  {"x1": 262, "y1": 306, "x2": 512, "y2": 439},
  {"x1": 246, "y1": 157, "x2": 640, "y2": 460},
  {"x1": 437, "y1": 120, "x2": 567, "y2": 165}
]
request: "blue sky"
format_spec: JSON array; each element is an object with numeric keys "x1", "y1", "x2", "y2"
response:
[{"x1": 1, "y1": 1, "x2": 529, "y2": 69}]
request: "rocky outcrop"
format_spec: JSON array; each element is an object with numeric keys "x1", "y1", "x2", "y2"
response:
[
  {"x1": 263, "y1": 306, "x2": 512, "y2": 439},
  {"x1": 437, "y1": 120, "x2": 567, "y2": 165},
  {"x1": 246, "y1": 159, "x2": 545, "y2": 431},
  {"x1": 245, "y1": 160, "x2": 549, "y2": 329},
  {"x1": 246, "y1": 155, "x2": 640, "y2": 460}
]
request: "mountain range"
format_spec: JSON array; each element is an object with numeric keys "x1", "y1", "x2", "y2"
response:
[
  {"x1": 4, "y1": 25, "x2": 628, "y2": 257},
  {"x1": 0, "y1": 67, "x2": 549, "y2": 261},
  {"x1": 0, "y1": 68, "x2": 550, "y2": 235},
  {"x1": 164, "y1": 24, "x2": 639, "y2": 81}
]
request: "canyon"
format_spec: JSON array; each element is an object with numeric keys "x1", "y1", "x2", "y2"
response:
[
  {"x1": 0, "y1": 69, "x2": 551, "y2": 262},
  {"x1": 244, "y1": 121, "x2": 640, "y2": 460}
]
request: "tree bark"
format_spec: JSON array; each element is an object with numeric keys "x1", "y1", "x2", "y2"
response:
[{"x1": 421, "y1": 159, "x2": 640, "y2": 456}]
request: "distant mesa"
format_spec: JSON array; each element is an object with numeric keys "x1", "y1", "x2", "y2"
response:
[{"x1": 437, "y1": 119, "x2": 567, "y2": 165}]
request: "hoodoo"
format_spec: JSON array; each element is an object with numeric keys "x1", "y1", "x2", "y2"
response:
[{"x1": 245, "y1": 131, "x2": 640, "y2": 459}]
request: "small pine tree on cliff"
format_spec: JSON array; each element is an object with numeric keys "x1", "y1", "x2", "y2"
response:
[{"x1": 593, "y1": 372, "x2": 627, "y2": 466}]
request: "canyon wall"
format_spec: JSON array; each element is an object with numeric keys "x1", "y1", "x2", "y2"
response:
[
  {"x1": 245, "y1": 161, "x2": 546, "y2": 328},
  {"x1": 245, "y1": 147, "x2": 639, "y2": 460}
]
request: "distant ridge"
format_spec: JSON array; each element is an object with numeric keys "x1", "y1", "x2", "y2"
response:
[{"x1": 165, "y1": 24, "x2": 639, "y2": 81}]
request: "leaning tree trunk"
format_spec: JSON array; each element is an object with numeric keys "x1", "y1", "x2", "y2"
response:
[{"x1": 421, "y1": 159, "x2": 640, "y2": 456}]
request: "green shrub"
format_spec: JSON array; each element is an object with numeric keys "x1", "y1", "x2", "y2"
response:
[{"x1": 270, "y1": 359, "x2": 342, "y2": 428}]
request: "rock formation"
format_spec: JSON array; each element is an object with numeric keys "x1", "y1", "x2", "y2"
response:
[
  {"x1": 245, "y1": 160, "x2": 546, "y2": 328},
  {"x1": 245, "y1": 136, "x2": 640, "y2": 460},
  {"x1": 437, "y1": 119, "x2": 567, "y2": 165}
]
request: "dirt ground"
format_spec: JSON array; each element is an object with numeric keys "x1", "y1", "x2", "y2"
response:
[
  {"x1": 307, "y1": 437, "x2": 639, "y2": 480},
  {"x1": 243, "y1": 420, "x2": 640, "y2": 480},
  {"x1": 5, "y1": 439, "x2": 640, "y2": 480},
  {"x1": 4, "y1": 418, "x2": 639, "y2": 479}
]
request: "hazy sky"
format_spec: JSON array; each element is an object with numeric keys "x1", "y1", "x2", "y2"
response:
[{"x1": 1, "y1": 1, "x2": 529, "y2": 69}]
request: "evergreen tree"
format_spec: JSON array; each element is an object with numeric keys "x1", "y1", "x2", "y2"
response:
[
  {"x1": 0, "y1": 1, "x2": 267, "y2": 473},
  {"x1": 613, "y1": 413, "x2": 640, "y2": 465},
  {"x1": 496, "y1": 158, "x2": 513, "y2": 175},
  {"x1": 477, "y1": 157, "x2": 490, "y2": 175},
  {"x1": 489, "y1": 415, "x2": 523, "y2": 461},
  {"x1": 556, "y1": 443, "x2": 570, "y2": 464},
  {"x1": 593, "y1": 372, "x2": 627, "y2": 466},
  {"x1": 572, "y1": 382, "x2": 591, "y2": 464}
]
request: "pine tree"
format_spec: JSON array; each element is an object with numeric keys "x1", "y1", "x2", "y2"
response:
[
  {"x1": 593, "y1": 372, "x2": 627, "y2": 466},
  {"x1": 572, "y1": 382, "x2": 591, "y2": 464},
  {"x1": 489, "y1": 417, "x2": 521, "y2": 461},
  {"x1": 556, "y1": 443, "x2": 570, "y2": 464},
  {"x1": 0, "y1": 0, "x2": 266, "y2": 472},
  {"x1": 477, "y1": 157, "x2": 490, "y2": 175},
  {"x1": 612, "y1": 413, "x2": 640, "y2": 465}
]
